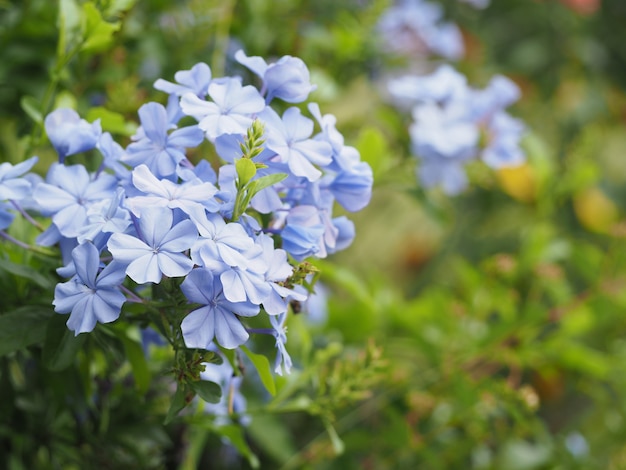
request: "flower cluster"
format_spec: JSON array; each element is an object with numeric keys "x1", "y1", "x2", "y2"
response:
[
  {"x1": 388, "y1": 65, "x2": 525, "y2": 195},
  {"x1": 2, "y1": 51, "x2": 372, "y2": 384},
  {"x1": 377, "y1": 0, "x2": 490, "y2": 61},
  {"x1": 379, "y1": 0, "x2": 525, "y2": 195}
]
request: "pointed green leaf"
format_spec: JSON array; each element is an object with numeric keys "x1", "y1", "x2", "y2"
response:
[
  {"x1": 164, "y1": 384, "x2": 187, "y2": 425},
  {"x1": 20, "y1": 96, "x2": 42, "y2": 125},
  {"x1": 58, "y1": 0, "x2": 81, "y2": 57},
  {"x1": 246, "y1": 173, "x2": 288, "y2": 199},
  {"x1": 81, "y1": 2, "x2": 121, "y2": 53},
  {"x1": 0, "y1": 258, "x2": 55, "y2": 289},
  {"x1": 119, "y1": 334, "x2": 151, "y2": 395},
  {"x1": 355, "y1": 125, "x2": 389, "y2": 177},
  {"x1": 0, "y1": 307, "x2": 53, "y2": 357},
  {"x1": 86, "y1": 107, "x2": 136, "y2": 136},
  {"x1": 190, "y1": 380, "x2": 221, "y2": 404},
  {"x1": 103, "y1": 0, "x2": 137, "y2": 18},
  {"x1": 236, "y1": 158, "x2": 257, "y2": 187},
  {"x1": 42, "y1": 314, "x2": 86, "y2": 371},
  {"x1": 323, "y1": 417, "x2": 345, "y2": 455},
  {"x1": 215, "y1": 425, "x2": 260, "y2": 469},
  {"x1": 240, "y1": 345, "x2": 276, "y2": 396}
]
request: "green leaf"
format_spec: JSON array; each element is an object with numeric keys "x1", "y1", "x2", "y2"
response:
[
  {"x1": 54, "y1": 90, "x2": 78, "y2": 110},
  {"x1": 0, "y1": 258, "x2": 55, "y2": 290},
  {"x1": 58, "y1": 0, "x2": 81, "y2": 57},
  {"x1": 119, "y1": 333, "x2": 151, "y2": 395},
  {"x1": 190, "y1": 380, "x2": 221, "y2": 404},
  {"x1": 42, "y1": 314, "x2": 86, "y2": 371},
  {"x1": 81, "y1": 2, "x2": 121, "y2": 53},
  {"x1": 240, "y1": 345, "x2": 276, "y2": 396},
  {"x1": 103, "y1": 0, "x2": 137, "y2": 18},
  {"x1": 86, "y1": 107, "x2": 136, "y2": 136},
  {"x1": 203, "y1": 350, "x2": 223, "y2": 365},
  {"x1": 323, "y1": 417, "x2": 345, "y2": 455},
  {"x1": 245, "y1": 173, "x2": 287, "y2": 199},
  {"x1": 214, "y1": 425, "x2": 260, "y2": 469},
  {"x1": 235, "y1": 158, "x2": 257, "y2": 187},
  {"x1": 0, "y1": 307, "x2": 53, "y2": 357},
  {"x1": 164, "y1": 384, "x2": 187, "y2": 425},
  {"x1": 20, "y1": 96, "x2": 42, "y2": 125},
  {"x1": 355, "y1": 126, "x2": 389, "y2": 177}
]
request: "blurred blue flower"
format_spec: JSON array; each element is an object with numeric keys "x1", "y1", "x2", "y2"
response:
[
  {"x1": 44, "y1": 108, "x2": 102, "y2": 162},
  {"x1": 180, "y1": 268, "x2": 259, "y2": 349},
  {"x1": 389, "y1": 65, "x2": 526, "y2": 194},
  {"x1": 378, "y1": 0, "x2": 464, "y2": 60},
  {"x1": 460, "y1": 0, "x2": 490, "y2": 8},
  {"x1": 0, "y1": 203, "x2": 15, "y2": 230},
  {"x1": 53, "y1": 242, "x2": 126, "y2": 335},
  {"x1": 0, "y1": 156, "x2": 38, "y2": 201}
]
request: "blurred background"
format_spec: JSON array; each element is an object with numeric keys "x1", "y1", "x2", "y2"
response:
[{"x1": 3, "y1": 0, "x2": 626, "y2": 468}]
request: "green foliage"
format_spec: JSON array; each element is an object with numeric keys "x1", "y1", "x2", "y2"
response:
[{"x1": 3, "y1": 0, "x2": 626, "y2": 468}]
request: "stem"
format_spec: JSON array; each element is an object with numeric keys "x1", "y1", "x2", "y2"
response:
[
  {"x1": 120, "y1": 285, "x2": 144, "y2": 304},
  {"x1": 0, "y1": 230, "x2": 55, "y2": 256},
  {"x1": 10, "y1": 200, "x2": 44, "y2": 231},
  {"x1": 246, "y1": 327, "x2": 275, "y2": 335},
  {"x1": 25, "y1": 39, "x2": 85, "y2": 158}
]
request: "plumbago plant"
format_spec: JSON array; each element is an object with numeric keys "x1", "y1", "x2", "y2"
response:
[{"x1": 0, "y1": 4, "x2": 376, "y2": 465}]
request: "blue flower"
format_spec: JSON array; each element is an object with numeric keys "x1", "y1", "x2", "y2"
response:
[
  {"x1": 154, "y1": 62, "x2": 212, "y2": 97},
  {"x1": 409, "y1": 102, "x2": 479, "y2": 162},
  {"x1": 180, "y1": 78, "x2": 265, "y2": 141},
  {"x1": 481, "y1": 112, "x2": 525, "y2": 169},
  {"x1": 126, "y1": 164, "x2": 220, "y2": 217},
  {"x1": 77, "y1": 188, "x2": 131, "y2": 245},
  {"x1": 53, "y1": 242, "x2": 126, "y2": 335},
  {"x1": 261, "y1": 107, "x2": 332, "y2": 181},
  {"x1": 377, "y1": 0, "x2": 464, "y2": 60},
  {"x1": 257, "y1": 234, "x2": 307, "y2": 315},
  {"x1": 460, "y1": 0, "x2": 490, "y2": 8},
  {"x1": 389, "y1": 65, "x2": 525, "y2": 194},
  {"x1": 97, "y1": 132, "x2": 131, "y2": 182},
  {"x1": 326, "y1": 160, "x2": 373, "y2": 213},
  {"x1": 123, "y1": 102, "x2": 204, "y2": 178},
  {"x1": 33, "y1": 163, "x2": 118, "y2": 238},
  {"x1": 235, "y1": 50, "x2": 316, "y2": 104},
  {"x1": 44, "y1": 108, "x2": 102, "y2": 162},
  {"x1": 418, "y1": 157, "x2": 469, "y2": 195},
  {"x1": 279, "y1": 205, "x2": 326, "y2": 260},
  {"x1": 387, "y1": 64, "x2": 468, "y2": 108},
  {"x1": 180, "y1": 268, "x2": 259, "y2": 349},
  {"x1": 269, "y1": 312, "x2": 292, "y2": 376},
  {"x1": 190, "y1": 212, "x2": 256, "y2": 268},
  {"x1": 107, "y1": 207, "x2": 197, "y2": 284},
  {"x1": 0, "y1": 203, "x2": 15, "y2": 230},
  {"x1": 0, "y1": 156, "x2": 38, "y2": 201}
]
